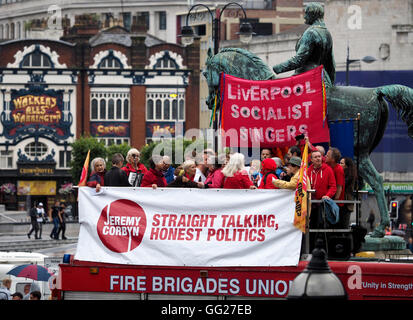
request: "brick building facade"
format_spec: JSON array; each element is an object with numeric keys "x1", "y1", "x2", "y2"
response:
[{"x1": 0, "y1": 15, "x2": 200, "y2": 211}]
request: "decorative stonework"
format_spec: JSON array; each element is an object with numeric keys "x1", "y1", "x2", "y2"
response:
[
  {"x1": 7, "y1": 44, "x2": 67, "y2": 68},
  {"x1": 147, "y1": 50, "x2": 185, "y2": 69},
  {"x1": 91, "y1": 49, "x2": 131, "y2": 69}
]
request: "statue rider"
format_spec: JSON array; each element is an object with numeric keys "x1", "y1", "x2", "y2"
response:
[{"x1": 272, "y1": 2, "x2": 336, "y2": 87}]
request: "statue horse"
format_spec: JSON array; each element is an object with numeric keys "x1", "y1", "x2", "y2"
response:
[{"x1": 203, "y1": 47, "x2": 413, "y2": 238}]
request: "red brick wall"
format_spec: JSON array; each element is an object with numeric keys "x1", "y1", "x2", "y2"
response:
[
  {"x1": 129, "y1": 85, "x2": 146, "y2": 149},
  {"x1": 0, "y1": 40, "x2": 76, "y2": 67},
  {"x1": 183, "y1": 38, "x2": 200, "y2": 132}
]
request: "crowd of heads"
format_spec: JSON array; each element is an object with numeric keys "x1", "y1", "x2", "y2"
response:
[{"x1": 86, "y1": 136, "x2": 361, "y2": 192}]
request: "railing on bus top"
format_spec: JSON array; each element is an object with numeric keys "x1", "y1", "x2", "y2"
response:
[{"x1": 302, "y1": 189, "x2": 368, "y2": 255}]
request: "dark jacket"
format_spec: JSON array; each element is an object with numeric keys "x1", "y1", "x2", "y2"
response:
[
  {"x1": 167, "y1": 176, "x2": 200, "y2": 188},
  {"x1": 104, "y1": 166, "x2": 129, "y2": 187},
  {"x1": 87, "y1": 171, "x2": 106, "y2": 188}
]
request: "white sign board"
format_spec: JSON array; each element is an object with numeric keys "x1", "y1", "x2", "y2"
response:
[{"x1": 75, "y1": 187, "x2": 302, "y2": 267}]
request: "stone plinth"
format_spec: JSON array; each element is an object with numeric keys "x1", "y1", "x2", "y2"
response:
[{"x1": 361, "y1": 235, "x2": 407, "y2": 251}]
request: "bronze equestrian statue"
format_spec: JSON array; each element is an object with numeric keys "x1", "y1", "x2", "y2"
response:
[{"x1": 203, "y1": 2, "x2": 413, "y2": 238}]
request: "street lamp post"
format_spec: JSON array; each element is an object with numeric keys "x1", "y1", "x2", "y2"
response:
[
  {"x1": 287, "y1": 239, "x2": 348, "y2": 299},
  {"x1": 346, "y1": 45, "x2": 376, "y2": 86},
  {"x1": 180, "y1": 2, "x2": 254, "y2": 54},
  {"x1": 180, "y1": 2, "x2": 254, "y2": 154}
]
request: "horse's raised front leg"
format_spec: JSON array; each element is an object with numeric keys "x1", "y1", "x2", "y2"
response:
[{"x1": 358, "y1": 155, "x2": 390, "y2": 238}]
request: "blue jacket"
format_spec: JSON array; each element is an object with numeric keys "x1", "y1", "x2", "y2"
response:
[{"x1": 322, "y1": 198, "x2": 339, "y2": 225}]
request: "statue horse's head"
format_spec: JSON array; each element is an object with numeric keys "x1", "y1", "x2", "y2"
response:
[{"x1": 202, "y1": 47, "x2": 275, "y2": 110}]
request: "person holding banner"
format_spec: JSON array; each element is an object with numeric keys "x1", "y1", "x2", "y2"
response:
[
  {"x1": 204, "y1": 155, "x2": 226, "y2": 188},
  {"x1": 104, "y1": 153, "x2": 129, "y2": 187},
  {"x1": 122, "y1": 148, "x2": 148, "y2": 187},
  {"x1": 222, "y1": 153, "x2": 256, "y2": 190},
  {"x1": 141, "y1": 155, "x2": 167, "y2": 188},
  {"x1": 87, "y1": 157, "x2": 106, "y2": 192},
  {"x1": 168, "y1": 159, "x2": 205, "y2": 188}
]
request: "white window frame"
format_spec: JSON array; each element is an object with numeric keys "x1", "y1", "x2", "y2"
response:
[
  {"x1": 146, "y1": 90, "x2": 185, "y2": 122},
  {"x1": 98, "y1": 137, "x2": 130, "y2": 147},
  {"x1": 24, "y1": 141, "x2": 48, "y2": 159},
  {"x1": 0, "y1": 150, "x2": 13, "y2": 169},
  {"x1": 90, "y1": 89, "x2": 130, "y2": 121}
]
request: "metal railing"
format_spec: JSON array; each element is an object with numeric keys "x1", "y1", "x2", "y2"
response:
[{"x1": 302, "y1": 189, "x2": 368, "y2": 255}]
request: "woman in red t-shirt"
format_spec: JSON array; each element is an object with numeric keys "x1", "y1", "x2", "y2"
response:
[{"x1": 222, "y1": 153, "x2": 256, "y2": 190}]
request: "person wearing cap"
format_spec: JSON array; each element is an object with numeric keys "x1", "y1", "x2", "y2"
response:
[
  {"x1": 272, "y1": 156, "x2": 309, "y2": 190},
  {"x1": 36, "y1": 202, "x2": 46, "y2": 239},
  {"x1": 11, "y1": 292, "x2": 23, "y2": 300}
]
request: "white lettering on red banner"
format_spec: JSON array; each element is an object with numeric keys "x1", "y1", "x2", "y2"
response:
[
  {"x1": 75, "y1": 187, "x2": 302, "y2": 267},
  {"x1": 220, "y1": 66, "x2": 329, "y2": 148}
]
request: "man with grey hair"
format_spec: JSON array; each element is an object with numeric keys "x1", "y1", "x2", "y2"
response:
[{"x1": 273, "y1": 2, "x2": 336, "y2": 87}]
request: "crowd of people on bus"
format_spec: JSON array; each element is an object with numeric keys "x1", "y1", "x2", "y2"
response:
[{"x1": 85, "y1": 135, "x2": 360, "y2": 232}]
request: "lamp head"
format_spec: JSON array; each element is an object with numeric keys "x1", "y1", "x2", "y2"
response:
[
  {"x1": 287, "y1": 239, "x2": 347, "y2": 299},
  {"x1": 180, "y1": 25, "x2": 195, "y2": 46},
  {"x1": 236, "y1": 22, "x2": 255, "y2": 44}
]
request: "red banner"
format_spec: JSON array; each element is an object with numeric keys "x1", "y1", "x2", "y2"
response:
[{"x1": 220, "y1": 66, "x2": 329, "y2": 148}]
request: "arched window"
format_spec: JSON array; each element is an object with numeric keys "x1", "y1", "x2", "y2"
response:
[
  {"x1": 21, "y1": 50, "x2": 52, "y2": 68},
  {"x1": 155, "y1": 100, "x2": 162, "y2": 119},
  {"x1": 116, "y1": 99, "x2": 122, "y2": 119},
  {"x1": 172, "y1": 100, "x2": 178, "y2": 120},
  {"x1": 90, "y1": 92, "x2": 130, "y2": 121},
  {"x1": 108, "y1": 99, "x2": 115, "y2": 119},
  {"x1": 163, "y1": 100, "x2": 170, "y2": 120},
  {"x1": 179, "y1": 99, "x2": 185, "y2": 120},
  {"x1": 100, "y1": 99, "x2": 106, "y2": 119},
  {"x1": 91, "y1": 99, "x2": 98, "y2": 119},
  {"x1": 99, "y1": 56, "x2": 122, "y2": 69},
  {"x1": 147, "y1": 99, "x2": 154, "y2": 120},
  {"x1": 123, "y1": 99, "x2": 129, "y2": 119},
  {"x1": 154, "y1": 52, "x2": 178, "y2": 69}
]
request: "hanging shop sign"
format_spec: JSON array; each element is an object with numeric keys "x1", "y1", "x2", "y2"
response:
[
  {"x1": 1, "y1": 87, "x2": 73, "y2": 143},
  {"x1": 146, "y1": 122, "x2": 179, "y2": 138},
  {"x1": 90, "y1": 122, "x2": 130, "y2": 138},
  {"x1": 18, "y1": 164, "x2": 55, "y2": 177},
  {"x1": 17, "y1": 180, "x2": 56, "y2": 196}
]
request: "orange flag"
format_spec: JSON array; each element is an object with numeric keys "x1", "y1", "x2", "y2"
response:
[
  {"x1": 294, "y1": 142, "x2": 309, "y2": 233},
  {"x1": 77, "y1": 150, "x2": 90, "y2": 187}
]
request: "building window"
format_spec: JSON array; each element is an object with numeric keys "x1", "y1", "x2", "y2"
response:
[
  {"x1": 21, "y1": 51, "x2": 51, "y2": 68},
  {"x1": 138, "y1": 12, "x2": 150, "y2": 30},
  {"x1": 146, "y1": 92, "x2": 185, "y2": 121},
  {"x1": 99, "y1": 138, "x2": 130, "y2": 146},
  {"x1": 0, "y1": 151, "x2": 13, "y2": 168},
  {"x1": 147, "y1": 99, "x2": 154, "y2": 120},
  {"x1": 99, "y1": 56, "x2": 122, "y2": 69},
  {"x1": 154, "y1": 52, "x2": 177, "y2": 69},
  {"x1": 91, "y1": 92, "x2": 130, "y2": 120},
  {"x1": 159, "y1": 11, "x2": 166, "y2": 30},
  {"x1": 59, "y1": 150, "x2": 71, "y2": 168},
  {"x1": 24, "y1": 142, "x2": 48, "y2": 158}
]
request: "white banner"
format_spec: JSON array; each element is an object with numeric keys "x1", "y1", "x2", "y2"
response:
[{"x1": 75, "y1": 187, "x2": 302, "y2": 267}]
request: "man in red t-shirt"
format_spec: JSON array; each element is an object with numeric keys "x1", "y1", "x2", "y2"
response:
[{"x1": 326, "y1": 147, "x2": 349, "y2": 229}]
